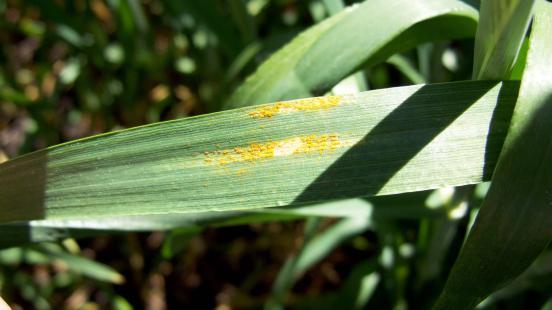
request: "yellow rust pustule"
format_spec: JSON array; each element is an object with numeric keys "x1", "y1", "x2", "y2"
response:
[
  {"x1": 204, "y1": 134, "x2": 343, "y2": 166},
  {"x1": 248, "y1": 96, "x2": 342, "y2": 119}
]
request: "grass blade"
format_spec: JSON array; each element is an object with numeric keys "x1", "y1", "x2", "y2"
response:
[
  {"x1": 266, "y1": 216, "x2": 372, "y2": 309},
  {"x1": 472, "y1": 0, "x2": 536, "y2": 79},
  {"x1": 0, "y1": 197, "x2": 448, "y2": 248},
  {"x1": 225, "y1": 0, "x2": 477, "y2": 109},
  {"x1": 435, "y1": 1, "x2": 552, "y2": 308},
  {"x1": 33, "y1": 243, "x2": 125, "y2": 284},
  {"x1": 0, "y1": 81, "x2": 518, "y2": 223},
  {"x1": 322, "y1": 0, "x2": 345, "y2": 16},
  {"x1": 386, "y1": 55, "x2": 427, "y2": 85}
]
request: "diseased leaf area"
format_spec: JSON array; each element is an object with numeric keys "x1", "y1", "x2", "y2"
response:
[
  {"x1": 0, "y1": 81, "x2": 519, "y2": 221},
  {"x1": 0, "y1": 0, "x2": 550, "y2": 309}
]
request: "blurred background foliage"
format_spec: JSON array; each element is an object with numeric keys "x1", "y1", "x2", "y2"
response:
[{"x1": 0, "y1": 0, "x2": 550, "y2": 309}]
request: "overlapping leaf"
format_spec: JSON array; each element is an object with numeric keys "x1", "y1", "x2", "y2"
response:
[
  {"x1": 435, "y1": 1, "x2": 552, "y2": 308},
  {"x1": 225, "y1": 0, "x2": 477, "y2": 109},
  {"x1": 472, "y1": 0, "x2": 536, "y2": 79}
]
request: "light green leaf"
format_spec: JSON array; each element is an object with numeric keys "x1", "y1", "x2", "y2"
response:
[
  {"x1": 0, "y1": 196, "x2": 448, "y2": 248},
  {"x1": 322, "y1": 0, "x2": 345, "y2": 16},
  {"x1": 112, "y1": 295, "x2": 134, "y2": 310},
  {"x1": 225, "y1": 0, "x2": 477, "y2": 109},
  {"x1": 266, "y1": 216, "x2": 372, "y2": 309},
  {"x1": 0, "y1": 81, "x2": 518, "y2": 224},
  {"x1": 33, "y1": 243, "x2": 125, "y2": 284},
  {"x1": 472, "y1": 0, "x2": 536, "y2": 79},
  {"x1": 295, "y1": 217, "x2": 372, "y2": 277},
  {"x1": 509, "y1": 38, "x2": 530, "y2": 80},
  {"x1": 435, "y1": 1, "x2": 552, "y2": 308}
]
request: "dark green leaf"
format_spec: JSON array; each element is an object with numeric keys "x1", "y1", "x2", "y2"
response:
[{"x1": 435, "y1": 1, "x2": 552, "y2": 308}]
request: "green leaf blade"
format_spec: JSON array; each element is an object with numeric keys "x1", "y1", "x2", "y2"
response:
[
  {"x1": 36, "y1": 243, "x2": 125, "y2": 284},
  {"x1": 435, "y1": 1, "x2": 552, "y2": 308},
  {"x1": 472, "y1": 0, "x2": 536, "y2": 80},
  {"x1": 225, "y1": 0, "x2": 477, "y2": 109},
  {"x1": 0, "y1": 81, "x2": 517, "y2": 223}
]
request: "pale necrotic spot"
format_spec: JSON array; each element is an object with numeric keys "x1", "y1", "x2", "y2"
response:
[{"x1": 274, "y1": 137, "x2": 303, "y2": 157}]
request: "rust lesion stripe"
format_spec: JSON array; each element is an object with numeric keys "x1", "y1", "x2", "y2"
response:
[
  {"x1": 248, "y1": 96, "x2": 342, "y2": 119},
  {"x1": 204, "y1": 134, "x2": 346, "y2": 166}
]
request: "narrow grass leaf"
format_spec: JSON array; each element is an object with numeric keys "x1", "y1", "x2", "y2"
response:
[
  {"x1": 34, "y1": 243, "x2": 125, "y2": 284},
  {"x1": 386, "y1": 55, "x2": 427, "y2": 85},
  {"x1": 225, "y1": 0, "x2": 477, "y2": 109},
  {"x1": 0, "y1": 81, "x2": 518, "y2": 223},
  {"x1": 472, "y1": 0, "x2": 536, "y2": 79},
  {"x1": 295, "y1": 217, "x2": 372, "y2": 277},
  {"x1": 267, "y1": 216, "x2": 372, "y2": 309},
  {"x1": 322, "y1": 0, "x2": 345, "y2": 16},
  {"x1": 0, "y1": 196, "x2": 450, "y2": 248},
  {"x1": 435, "y1": 1, "x2": 552, "y2": 308}
]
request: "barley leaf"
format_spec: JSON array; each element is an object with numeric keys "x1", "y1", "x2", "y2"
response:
[
  {"x1": 225, "y1": 0, "x2": 477, "y2": 109},
  {"x1": 435, "y1": 1, "x2": 552, "y2": 308},
  {"x1": 0, "y1": 81, "x2": 517, "y2": 224},
  {"x1": 472, "y1": 0, "x2": 536, "y2": 79}
]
